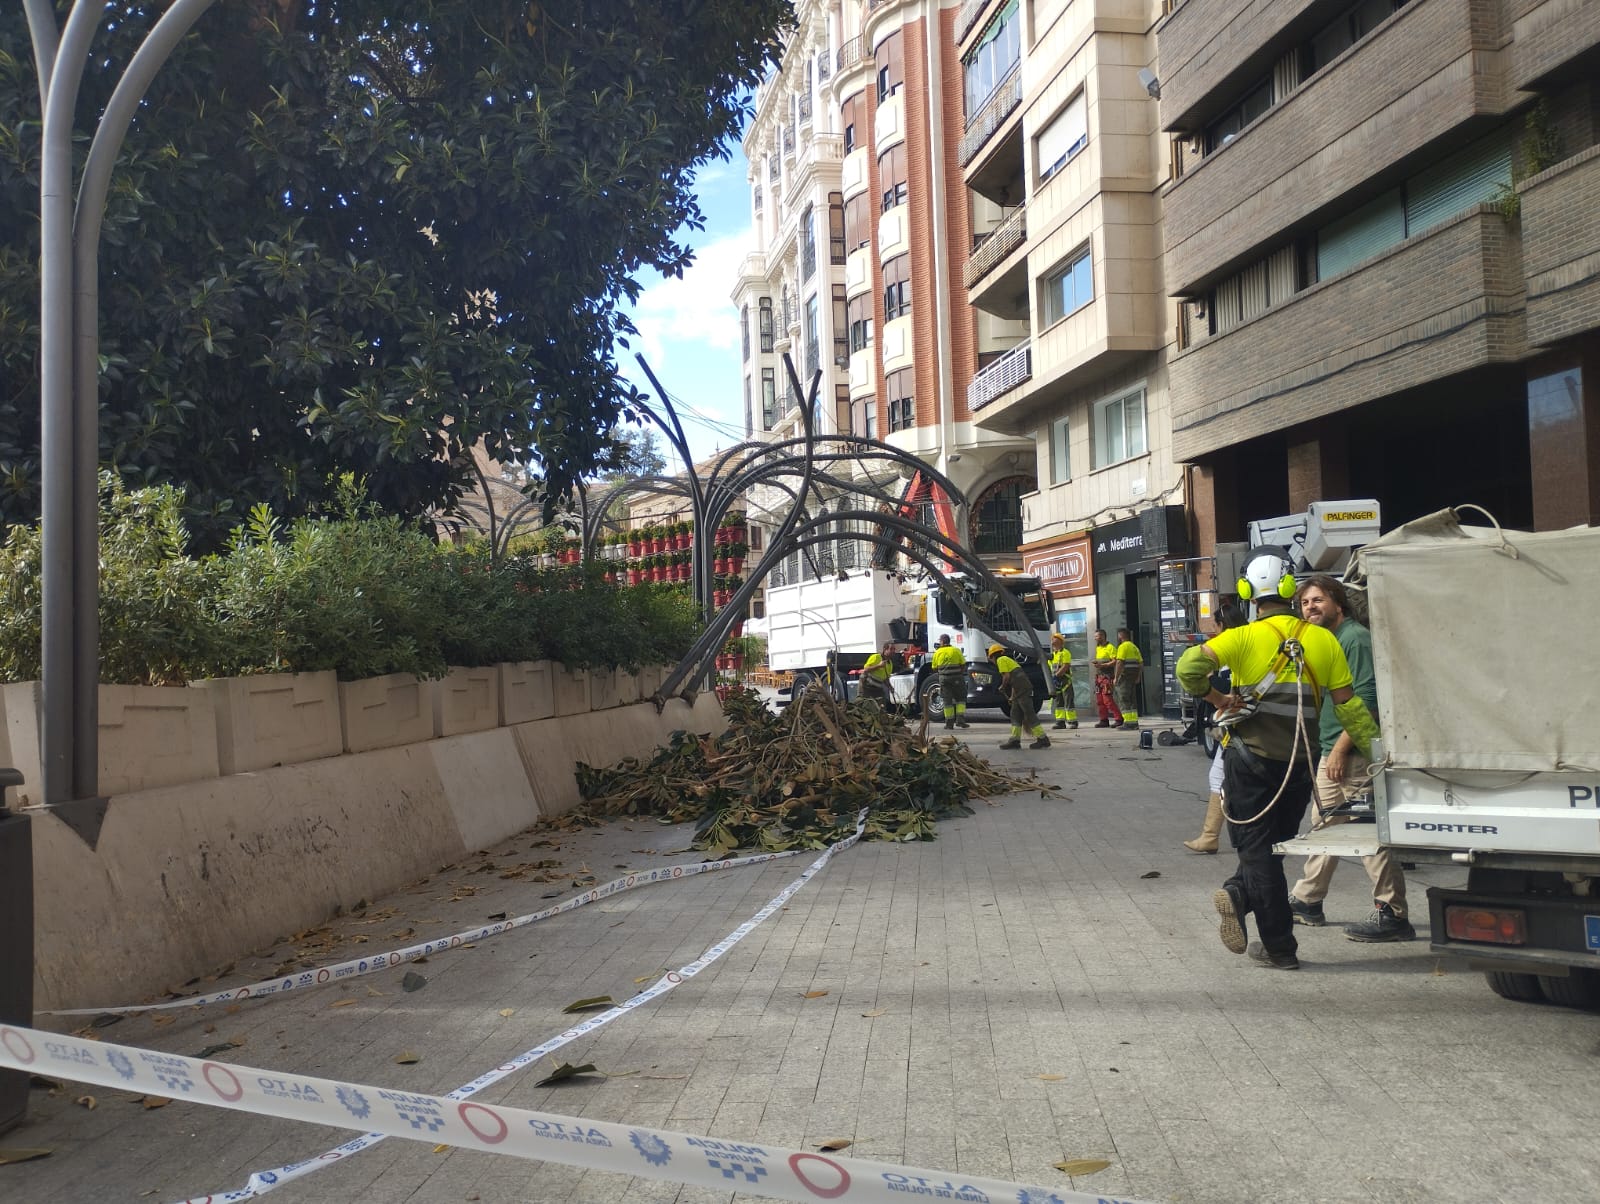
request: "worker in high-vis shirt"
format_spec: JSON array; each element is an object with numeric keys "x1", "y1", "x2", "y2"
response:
[
  {"x1": 856, "y1": 652, "x2": 892, "y2": 705},
  {"x1": 930, "y1": 634, "x2": 970, "y2": 730},
  {"x1": 990, "y1": 644, "x2": 1049, "y2": 751},
  {"x1": 1048, "y1": 633, "x2": 1078, "y2": 730},
  {"x1": 1176, "y1": 545, "x2": 1379, "y2": 972},
  {"x1": 1112, "y1": 628, "x2": 1143, "y2": 729}
]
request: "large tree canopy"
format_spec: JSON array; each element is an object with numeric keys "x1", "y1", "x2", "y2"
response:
[{"x1": 0, "y1": 0, "x2": 786, "y2": 545}]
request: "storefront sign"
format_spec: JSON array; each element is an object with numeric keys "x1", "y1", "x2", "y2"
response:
[
  {"x1": 1022, "y1": 535, "x2": 1093, "y2": 598},
  {"x1": 1090, "y1": 516, "x2": 1148, "y2": 572}
]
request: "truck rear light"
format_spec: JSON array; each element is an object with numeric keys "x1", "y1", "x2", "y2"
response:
[{"x1": 1444, "y1": 905, "x2": 1526, "y2": 945}]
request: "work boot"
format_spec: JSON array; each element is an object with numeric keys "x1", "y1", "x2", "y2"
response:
[
  {"x1": 1344, "y1": 903, "x2": 1416, "y2": 943},
  {"x1": 1289, "y1": 895, "x2": 1326, "y2": 927},
  {"x1": 1123, "y1": 721, "x2": 1140, "y2": 730},
  {"x1": 1068, "y1": 721, "x2": 1079, "y2": 729},
  {"x1": 956, "y1": 719, "x2": 970, "y2": 728},
  {"x1": 1052, "y1": 721, "x2": 1067, "y2": 730},
  {"x1": 997, "y1": 738, "x2": 1022, "y2": 750},
  {"x1": 1247, "y1": 941, "x2": 1301, "y2": 970},
  {"x1": 1213, "y1": 886, "x2": 1248, "y2": 954},
  {"x1": 1094, "y1": 719, "x2": 1111, "y2": 728},
  {"x1": 1029, "y1": 735, "x2": 1051, "y2": 750},
  {"x1": 944, "y1": 720, "x2": 955, "y2": 730},
  {"x1": 1183, "y1": 793, "x2": 1225, "y2": 854}
]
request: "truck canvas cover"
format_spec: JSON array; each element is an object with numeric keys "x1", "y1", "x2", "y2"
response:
[{"x1": 1350, "y1": 510, "x2": 1600, "y2": 773}]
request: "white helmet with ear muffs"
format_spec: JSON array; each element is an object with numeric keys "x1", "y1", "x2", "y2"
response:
[{"x1": 1236, "y1": 545, "x2": 1296, "y2": 603}]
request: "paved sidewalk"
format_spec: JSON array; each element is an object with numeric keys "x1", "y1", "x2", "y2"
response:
[{"x1": 6, "y1": 718, "x2": 1599, "y2": 1203}]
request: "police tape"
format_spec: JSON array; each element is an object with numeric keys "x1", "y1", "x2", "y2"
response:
[
  {"x1": 182, "y1": 810, "x2": 872, "y2": 1201},
  {"x1": 48, "y1": 845, "x2": 809, "y2": 1016},
  {"x1": 0, "y1": 1024, "x2": 1149, "y2": 1204}
]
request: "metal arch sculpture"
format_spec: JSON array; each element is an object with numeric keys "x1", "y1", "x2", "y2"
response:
[{"x1": 606, "y1": 353, "x2": 1049, "y2": 706}]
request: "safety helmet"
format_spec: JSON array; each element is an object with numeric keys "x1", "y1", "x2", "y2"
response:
[
  {"x1": 1237, "y1": 545, "x2": 1297, "y2": 602},
  {"x1": 1051, "y1": 632, "x2": 1065, "y2": 646},
  {"x1": 987, "y1": 643, "x2": 1005, "y2": 660}
]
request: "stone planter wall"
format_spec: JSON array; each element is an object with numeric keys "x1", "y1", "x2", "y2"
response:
[
  {"x1": 339, "y1": 673, "x2": 436, "y2": 753},
  {"x1": 433, "y1": 666, "x2": 502, "y2": 737},
  {"x1": 190, "y1": 671, "x2": 343, "y2": 775}
]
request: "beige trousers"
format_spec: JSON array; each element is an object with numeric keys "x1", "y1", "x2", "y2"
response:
[{"x1": 1290, "y1": 751, "x2": 1408, "y2": 918}]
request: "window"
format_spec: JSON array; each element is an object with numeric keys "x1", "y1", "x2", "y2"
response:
[
  {"x1": 744, "y1": 377, "x2": 753, "y2": 437},
  {"x1": 804, "y1": 294, "x2": 819, "y2": 378},
  {"x1": 1309, "y1": 0, "x2": 1408, "y2": 74},
  {"x1": 1037, "y1": 92, "x2": 1087, "y2": 183},
  {"x1": 758, "y1": 297, "x2": 774, "y2": 352},
  {"x1": 1204, "y1": 78, "x2": 1272, "y2": 154},
  {"x1": 828, "y1": 192, "x2": 846, "y2": 265},
  {"x1": 861, "y1": 397, "x2": 877, "y2": 439},
  {"x1": 1315, "y1": 189, "x2": 1404, "y2": 282},
  {"x1": 800, "y1": 205, "x2": 817, "y2": 281},
  {"x1": 762, "y1": 368, "x2": 778, "y2": 431},
  {"x1": 1050, "y1": 416, "x2": 1071, "y2": 485},
  {"x1": 1092, "y1": 387, "x2": 1147, "y2": 469},
  {"x1": 835, "y1": 384, "x2": 852, "y2": 435},
  {"x1": 741, "y1": 304, "x2": 750, "y2": 362},
  {"x1": 882, "y1": 255, "x2": 911, "y2": 320},
  {"x1": 842, "y1": 93, "x2": 867, "y2": 155},
  {"x1": 1042, "y1": 248, "x2": 1093, "y2": 325},
  {"x1": 847, "y1": 292, "x2": 875, "y2": 353},
  {"x1": 885, "y1": 369, "x2": 914, "y2": 432},
  {"x1": 876, "y1": 32, "x2": 904, "y2": 102},
  {"x1": 844, "y1": 191, "x2": 874, "y2": 251},
  {"x1": 832, "y1": 284, "x2": 849, "y2": 367},
  {"x1": 963, "y1": 0, "x2": 1021, "y2": 117},
  {"x1": 879, "y1": 143, "x2": 908, "y2": 212}
]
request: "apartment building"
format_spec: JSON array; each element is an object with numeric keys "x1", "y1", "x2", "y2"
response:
[
  {"x1": 1157, "y1": 0, "x2": 1600, "y2": 568},
  {"x1": 731, "y1": 0, "x2": 1043, "y2": 594},
  {"x1": 960, "y1": 0, "x2": 1185, "y2": 715}
]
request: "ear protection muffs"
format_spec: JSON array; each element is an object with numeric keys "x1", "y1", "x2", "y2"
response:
[{"x1": 1237, "y1": 546, "x2": 1296, "y2": 601}]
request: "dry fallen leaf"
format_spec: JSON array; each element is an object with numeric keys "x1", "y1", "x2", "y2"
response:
[
  {"x1": 562, "y1": 996, "x2": 616, "y2": 1013},
  {"x1": 140, "y1": 1096, "x2": 171, "y2": 1111},
  {"x1": 393, "y1": 1051, "x2": 421, "y2": 1065},
  {"x1": 1054, "y1": 1159, "x2": 1112, "y2": 1176},
  {"x1": 75, "y1": 1095, "x2": 97, "y2": 1111},
  {"x1": 634, "y1": 972, "x2": 664, "y2": 984},
  {"x1": 330, "y1": 998, "x2": 358, "y2": 1009},
  {"x1": 0, "y1": 1149, "x2": 52, "y2": 1165},
  {"x1": 150, "y1": 1015, "x2": 174, "y2": 1027},
  {"x1": 497, "y1": 1008, "x2": 515, "y2": 1018},
  {"x1": 861, "y1": 1008, "x2": 888, "y2": 1018},
  {"x1": 533, "y1": 1062, "x2": 599, "y2": 1087},
  {"x1": 817, "y1": 1139, "x2": 852, "y2": 1152},
  {"x1": 433, "y1": 1143, "x2": 450, "y2": 1154},
  {"x1": 803, "y1": 990, "x2": 829, "y2": 999},
  {"x1": 1037, "y1": 1074, "x2": 1067, "y2": 1081}
]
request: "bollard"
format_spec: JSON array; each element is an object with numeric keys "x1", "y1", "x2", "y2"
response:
[{"x1": 0, "y1": 767, "x2": 30, "y2": 1134}]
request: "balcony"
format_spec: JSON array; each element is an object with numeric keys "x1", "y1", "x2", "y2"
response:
[
  {"x1": 797, "y1": 93, "x2": 812, "y2": 128},
  {"x1": 959, "y1": 64, "x2": 1021, "y2": 167},
  {"x1": 1168, "y1": 208, "x2": 1526, "y2": 462},
  {"x1": 1521, "y1": 146, "x2": 1600, "y2": 349},
  {"x1": 782, "y1": 125, "x2": 796, "y2": 158},
  {"x1": 958, "y1": 0, "x2": 996, "y2": 45},
  {"x1": 816, "y1": 49, "x2": 832, "y2": 83},
  {"x1": 968, "y1": 340, "x2": 1032, "y2": 411},
  {"x1": 737, "y1": 252, "x2": 767, "y2": 281},
  {"x1": 837, "y1": 34, "x2": 867, "y2": 75},
  {"x1": 1163, "y1": 0, "x2": 1492, "y2": 293},
  {"x1": 972, "y1": 514, "x2": 1023, "y2": 555},
  {"x1": 966, "y1": 204, "x2": 1025, "y2": 288}
]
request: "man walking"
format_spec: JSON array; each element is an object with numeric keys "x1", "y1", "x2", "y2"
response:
[
  {"x1": 930, "y1": 634, "x2": 970, "y2": 730},
  {"x1": 1288, "y1": 576, "x2": 1414, "y2": 941},
  {"x1": 1112, "y1": 628, "x2": 1143, "y2": 729},
  {"x1": 1092, "y1": 629, "x2": 1118, "y2": 727},
  {"x1": 1176, "y1": 547, "x2": 1379, "y2": 970},
  {"x1": 990, "y1": 644, "x2": 1049, "y2": 750},
  {"x1": 1048, "y1": 633, "x2": 1079, "y2": 730}
]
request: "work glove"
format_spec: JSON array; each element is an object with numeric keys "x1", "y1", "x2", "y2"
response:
[{"x1": 1333, "y1": 696, "x2": 1380, "y2": 760}]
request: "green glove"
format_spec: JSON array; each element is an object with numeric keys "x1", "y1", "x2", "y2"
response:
[
  {"x1": 1333, "y1": 696, "x2": 1380, "y2": 759},
  {"x1": 1177, "y1": 644, "x2": 1216, "y2": 697}
]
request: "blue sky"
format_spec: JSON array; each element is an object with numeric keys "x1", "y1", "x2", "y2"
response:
[{"x1": 618, "y1": 155, "x2": 753, "y2": 467}]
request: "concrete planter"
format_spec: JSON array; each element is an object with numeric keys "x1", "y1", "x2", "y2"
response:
[
  {"x1": 434, "y1": 665, "x2": 502, "y2": 736},
  {"x1": 190, "y1": 671, "x2": 343, "y2": 775},
  {"x1": 616, "y1": 669, "x2": 641, "y2": 706},
  {"x1": 552, "y1": 666, "x2": 590, "y2": 717},
  {"x1": 637, "y1": 664, "x2": 663, "y2": 698},
  {"x1": 589, "y1": 666, "x2": 620, "y2": 711},
  {"x1": 499, "y1": 661, "x2": 556, "y2": 726},
  {"x1": 0, "y1": 681, "x2": 221, "y2": 802},
  {"x1": 338, "y1": 673, "x2": 435, "y2": 753}
]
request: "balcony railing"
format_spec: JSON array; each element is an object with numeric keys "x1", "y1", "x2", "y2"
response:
[
  {"x1": 837, "y1": 34, "x2": 866, "y2": 74},
  {"x1": 959, "y1": 65, "x2": 1021, "y2": 166},
  {"x1": 965, "y1": 204, "x2": 1026, "y2": 288},
  {"x1": 972, "y1": 515, "x2": 1024, "y2": 555},
  {"x1": 797, "y1": 93, "x2": 812, "y2": 126},
  {"x1": 958, "y1": 0, "x2": 995, "y2": 42},
  {"x1": 782, "y1": 125, "x2": 796, "y2": 157},
  {"x1": 769, "y1": 156, "x2": 781, "y2": 181},
  {"x1": 810, "y1": 133, "x2": 845, "y2": 164},
  {"x1": 968, "y1": 340, "x2": 1031, "y2": 411},
  {"x1": 817, "y1": 49, "x2": 832, "y2": 82},
  {"x1": 753, "y1": 185, "x2": 763, "y2": 213}
]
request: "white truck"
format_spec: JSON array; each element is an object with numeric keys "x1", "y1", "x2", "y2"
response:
[
  {"x1": 1281, "y1": 510, "x2": 1600, "y2": 1008},
  {"x1": 766, "y1": 567, "x2": 1055, "y2": 714}
]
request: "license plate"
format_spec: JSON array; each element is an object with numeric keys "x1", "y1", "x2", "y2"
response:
[{"x1": 1586, "y1": 914, "x2": 1600, "y2": 952}]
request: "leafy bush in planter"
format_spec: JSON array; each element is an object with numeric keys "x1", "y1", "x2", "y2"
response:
[{"x1": 0, "y1": 476, "x2": 702, "y2": 685}]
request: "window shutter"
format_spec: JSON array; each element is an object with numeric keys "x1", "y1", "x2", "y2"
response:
[
  {"x1": 1037, "y1": 93, "x2": 1087, "y2": 178},
  {"x1": 1404, "y1": 133, "x2": 1513, "y2": 237},
  {"x1": 1316, "y1": 188, "x2": 1404, "y2": 280}
]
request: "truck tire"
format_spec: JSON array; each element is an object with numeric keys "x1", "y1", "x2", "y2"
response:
[
  {"x1": 920, "y1": 678, "x2": 944, "y2": 720},
  {"x1": 1483, "y1": 970, "x2": 1544, "y2": 1003},
  {"x1": 1537, "y1": 968, "x2": 1600, "y2": 1010}
]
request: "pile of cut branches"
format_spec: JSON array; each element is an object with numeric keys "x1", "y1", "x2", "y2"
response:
[{"x1": 570, "y1": 685, "x2": 1051, "y2": 855}]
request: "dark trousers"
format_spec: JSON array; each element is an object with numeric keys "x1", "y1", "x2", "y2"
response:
[{"x1": 1222, "y1": 743, "x2": 1313, "y2": 956}]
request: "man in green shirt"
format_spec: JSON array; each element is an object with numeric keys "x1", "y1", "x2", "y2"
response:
[{"x1": 1287, "y1": 576, "x2": 1413, "y2": 942}]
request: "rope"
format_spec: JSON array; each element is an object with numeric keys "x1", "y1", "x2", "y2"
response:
[{"x1": 1217, "y1": 639, "x2": 1316, "y2": 827}]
